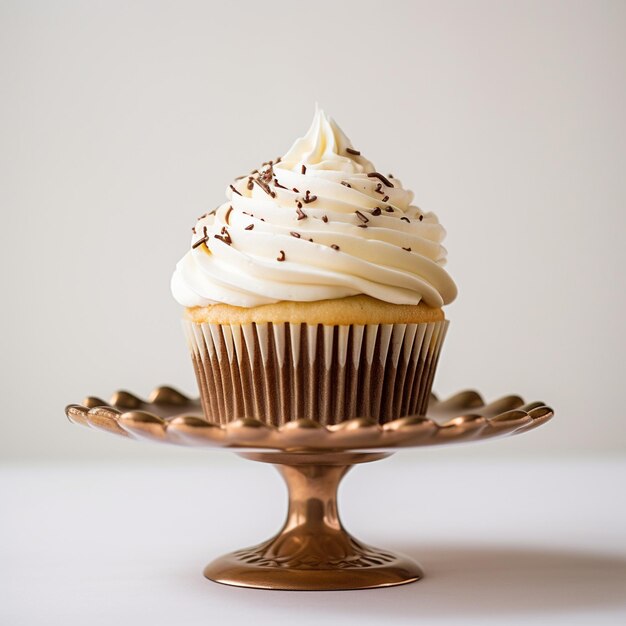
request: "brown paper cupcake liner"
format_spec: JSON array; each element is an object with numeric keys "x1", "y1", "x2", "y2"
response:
[{"x1": 183, "y1": 319, "x2": 448, "y2": 426}]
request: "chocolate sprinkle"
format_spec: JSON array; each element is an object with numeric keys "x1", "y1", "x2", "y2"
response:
[
  {"x1": 308, "y1": 238, "x2": 313, "y2": 242},
  {"x1": 244, "y1": 224, "x2": 254, "y2": 230},
  {"x1": 375, "y1": 183, "x2": 383, "y2": 194},
  {"x1": 301, "y1": 164, "x2": 307, "y2": 175},
  {"x1": 292, "y1": 187, "x2": 299, "y2": 193},
  {"x1": 290, "y1": 231, "x2": 301, "y2": 238},
  {"x1": 385, "y1": 206, "x2": 394, "y2": 212},
  {"x1": 296, "y1": 206, "x2": 307, "y2": 220},
  {"x1": 247, "y1": 178, "x2": 254, "y2": 190},
  {"x1": 321, "y1": 215, "x2": 328, "y2": 223},
  {"x1": 346, "y1": 147, "x2": 360, "y2": 155},
  {"x1": 382, "y1": 195, "x2": 389, "y2": 202},
  {"x1": 371, "y1": 207, "x2": 382, "y2": 216},
  {"x1": 252, "y1": 177, "x2": 276, "y2": 198},
  {"x1": 277, "y1": 250, "x2": 286, "y2": 262},
  {"x1": 357, "y1": 224, "x2": 368, "y2": 228},
  {"x1": 192, "y1": 236, "x2": 208, "y2": 249},
  {"x1": 402, "y1": 246, "x2": 412, "y2": 252},
  {"x1": 341, "y1": 181, "x2": 352, "y2": 188},
  {"x1": 229, "y1": 184, "x2": 242, "y2": 196},
  {"x1": 303, "y1": 190, "x2": 318, "y2": 204},
  {"x1": 419, "y1": 215, "x2": 424, "y2": 221},
  {"x1": 355, "y1": 210, "x2": 369, "y2": 223},
  {"x1": 367, "y1": 172, "x2": 394, "y2": 188},
  {"x1": 224, "y1": 206, "x2": 233, "y2": 225},
  {"x1": 331, "y1": 244, "x2": 340, "y2": 250},
  {"x1": 296, "y1": 201, "x2": 303, "y2": 209},
  {"x1": 214, "y1": 227, "x2": 232, "y2": 245},
  {"x1": 401, "y1": 216, "x2": 410, "y2": 223},
  {"x1": 191, "y1": 226, "x2": 196, "y2": 234},
  {"x1": 274, "y1": 178, "x2": 288, "y2": 189}
]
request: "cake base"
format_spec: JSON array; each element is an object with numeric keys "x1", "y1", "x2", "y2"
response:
[{"x1": 203, "y1": 451, "x2": 422, "y2": 591}]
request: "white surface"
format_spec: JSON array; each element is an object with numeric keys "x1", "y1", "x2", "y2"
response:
[
  {"x1": 2, "y1": 457, "x2": 625, "y2": 625},
  {"x1": 2, "y1": 0, "x2": 626, "y2": 463}
]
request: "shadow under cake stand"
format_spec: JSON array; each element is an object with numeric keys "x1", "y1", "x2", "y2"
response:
[{"x1": 66, "y1": 387, "x2": 553, "y2": 591}]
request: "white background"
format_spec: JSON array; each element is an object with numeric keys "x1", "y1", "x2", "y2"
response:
[
  {"x1": 2, "y1": 2, "x2": 626, "y2": 624},
  {"x1": 2, "y1": 0, "x2": 625, "y2": 463},
  {"x1": 3, "y1": 0, "x2": 625, "y2": 464}
]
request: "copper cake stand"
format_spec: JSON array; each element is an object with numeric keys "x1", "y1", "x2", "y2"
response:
[{"x1": 66, "y1": 386, "x2": 553, "y2": 591}]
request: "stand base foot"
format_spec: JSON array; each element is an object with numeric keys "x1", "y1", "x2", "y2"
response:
[
  {"x1": 205, "y1": 453, "x2": 422, "y2": 590},
  {"x1": 204, "y1": 546, "x2": 422, "y2": 591}
]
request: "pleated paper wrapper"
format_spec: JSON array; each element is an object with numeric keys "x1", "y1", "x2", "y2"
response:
[{"x1": 183, "y1": 319, "x2": 448, "y2": 426}]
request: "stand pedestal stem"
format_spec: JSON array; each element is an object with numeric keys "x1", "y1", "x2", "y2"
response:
[
  {"x1": 278, "y1": 463, "x2": 348, "y2": 536},
  {"x1": 203, "y1": 452, "x2": 422, "y2": 590}
]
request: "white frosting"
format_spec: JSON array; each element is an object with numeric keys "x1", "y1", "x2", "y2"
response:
[{"x1": 171, "y1": 109, "x2": 457, "y2": 308}]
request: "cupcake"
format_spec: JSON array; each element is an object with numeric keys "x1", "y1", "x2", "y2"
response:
[{"x1": 171, "y1": 108, "x2": 457, "y2": 426}]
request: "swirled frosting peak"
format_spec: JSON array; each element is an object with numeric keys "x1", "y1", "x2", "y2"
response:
[
  {"x1": 279, "y1": 105, "x2": 375, "y2": 174},
  {"x1": 171, "y1": 108, "x2": 457, "y2": 309}
]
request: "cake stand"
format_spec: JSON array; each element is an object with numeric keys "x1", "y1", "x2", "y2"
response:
[{"x1": 66, "y1": 386, "x2": 553, "y2": 591}]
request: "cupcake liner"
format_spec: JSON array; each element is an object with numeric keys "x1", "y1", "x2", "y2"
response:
[{"x1": 183, "y1": 319, "x2": 448, "y2": 426}]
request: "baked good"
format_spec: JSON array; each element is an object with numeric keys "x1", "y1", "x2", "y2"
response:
[{"x1": 172, "y1": 108, "x2": 456, "y2": 424}]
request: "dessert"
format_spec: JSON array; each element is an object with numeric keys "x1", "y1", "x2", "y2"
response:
[{"x1": 172, "y1": 108, "x2": 456, "y2": 425}]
